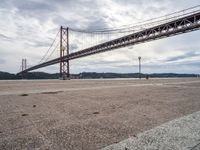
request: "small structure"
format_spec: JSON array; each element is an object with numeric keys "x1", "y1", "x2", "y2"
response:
[{"x1": 138, "y1": 56, "x2": 141, "y2": 79}]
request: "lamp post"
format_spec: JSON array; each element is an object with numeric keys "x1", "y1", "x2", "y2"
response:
[{"x1": 138, "y1": 56, "x2": 141, "y2": 79}]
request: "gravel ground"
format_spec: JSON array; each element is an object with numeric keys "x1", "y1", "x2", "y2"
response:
[
  {"x1": 0, "y1": 78, "x2": 200, "y2": 149},
  {"x1": 102, "y1": 111, "x2": 200, "y2": 150}
]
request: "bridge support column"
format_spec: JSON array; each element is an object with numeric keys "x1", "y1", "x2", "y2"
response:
[
  {"x1": 21, "y1": 58, "x2": 27, "y2": 79},
  {"x1": 60, "y1": 26, "x2": 70, "y2": 80}
]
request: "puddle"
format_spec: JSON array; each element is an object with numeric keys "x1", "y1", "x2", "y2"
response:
[
  {"x1": 22, "y1": 114, "x2": 29, "y2": 117},
  {"x1": 20, "y1": 94, "x2": 29, "y2": 96},
  {"x1": 41, "y1": 91, "x2": 63, "y2": 94},
  {"x1": 93, "y1": 112, "x2": 100, "y2": 114}
]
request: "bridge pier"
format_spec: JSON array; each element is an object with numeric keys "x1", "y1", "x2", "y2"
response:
[{"x1": 60, "y1": 26, "x2": 70, "y2": 80}]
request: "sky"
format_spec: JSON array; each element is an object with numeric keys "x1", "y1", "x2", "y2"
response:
[{"x1": 0, "y1": 0, "x2": 200, "y2": 74}]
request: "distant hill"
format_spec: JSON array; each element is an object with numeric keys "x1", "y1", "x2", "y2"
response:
[
  {"x1": 0, "y1": 71, "x2": 59, "y2": 80},
  {"x1": 79, "y1": 72, "x2": 198, "y2": 79},
  {"x1": 0, "y1": 71, "x2": 16, "y2": 80},
  {"x1": 0, "y1": 71, "x2": 198, "y2": 80},
  {"x1": 21, "y1": 72, "x2": 60, "y2": 79}
]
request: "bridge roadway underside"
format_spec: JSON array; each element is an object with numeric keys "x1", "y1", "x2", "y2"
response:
[
  {"x1": 0, "y1": 78, "x2": 200, "y2": 149},
  {"x1": 19, "y1": 12, "x2": 200, "y2": 74}
]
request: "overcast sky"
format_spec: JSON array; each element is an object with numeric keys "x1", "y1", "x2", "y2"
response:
[{"x1": 0, "y1": 0, "x2": 200, "y2": 74}]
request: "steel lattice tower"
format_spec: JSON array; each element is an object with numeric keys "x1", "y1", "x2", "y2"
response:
[{"x1": 60, "y1": 26, "x2": 70, "y2": 80}]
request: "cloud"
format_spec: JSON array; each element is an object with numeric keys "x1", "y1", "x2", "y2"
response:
[
  {"x1": 0, "y1": 58, "x2": 5, "y2": 64},
  {"x1": 28, "y1": 41, "x2": 51, "y2": 48},
  {"x1": 166, "y1": 51, "x2": 200, "y2": 62},
  {"x1": 85, "y1": 19, "x2": 109, "y2": 31},
  {"x1": 0, "y1": 33, "x2": 13, "y2": 41},
  {"x1": 70, "y1": 44, "x2": 79, "y2": 52}
]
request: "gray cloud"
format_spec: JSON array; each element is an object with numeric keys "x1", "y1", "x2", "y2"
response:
[
  {"x1": 15, "y1": 1, "x2": 55, "y2": 11},
  {"x1": 85, "y1": 19, "x2": 109, "y2": 31},
  {"x1": 14, "y1": 0, "x2": 57, "y2": 22},
  {"x1": 0, "y1": 34, "x2": 13, "y2": 41},
  {"x1": 70, "y1": 44, "x2": 79, "y2": 52},
  {"x1": 26, "y1": 41, "x2": 51, "y2": 48},
  {"x1": 0, "y1": 58, "x2": 5, "y2": 64},
  {"x1": 166, "y1": 51, "x2": 199, "y2": 62}
]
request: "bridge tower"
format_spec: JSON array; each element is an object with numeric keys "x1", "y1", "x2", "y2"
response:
[
  {"x1": 60, "y1": 26, "x2": 70, "y2": 80},
  {"x1": 21, "y1": 58, "x2": 27, "y2": 79}
]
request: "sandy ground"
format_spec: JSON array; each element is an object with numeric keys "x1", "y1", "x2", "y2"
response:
[{"x1": 0, "y1": 78, "x2": 200, "y2": 149}]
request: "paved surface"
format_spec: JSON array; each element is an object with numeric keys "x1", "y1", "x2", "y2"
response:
[
  {"x1": 0, "y1": 78, "x2": 200, "y2": 149},
  {"x1": 102, "y1": 111, "x2": 200, "y2": 150}
]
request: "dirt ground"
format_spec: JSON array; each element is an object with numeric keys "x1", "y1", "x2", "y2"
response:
[{"x1": 0, "y1": 78, "x2": 200, "y2": 150}]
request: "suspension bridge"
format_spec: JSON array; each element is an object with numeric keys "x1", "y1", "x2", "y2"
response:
[{"x1": 18, "y1": 6, "x2": 200, "y2": 79}]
